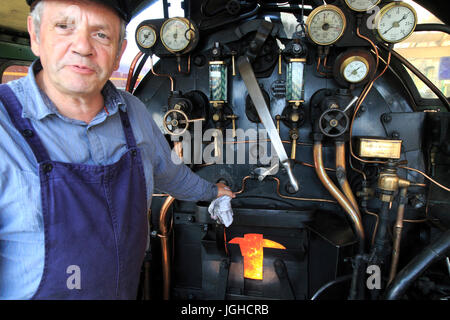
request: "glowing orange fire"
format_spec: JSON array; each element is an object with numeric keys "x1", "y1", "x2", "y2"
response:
[{"x1": 229, "y1": 233, "x2": 286, "y2": 280}]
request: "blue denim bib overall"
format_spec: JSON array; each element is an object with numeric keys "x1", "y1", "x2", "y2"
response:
[{"x1": 0, "y1": 85, "x2": 148, "y2": 299}]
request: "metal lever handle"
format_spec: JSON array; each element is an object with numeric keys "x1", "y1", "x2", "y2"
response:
[
  {"x1": 237, "y1": 55, "x2": 299, "y2": 192},
  {"x1": 343, "y1": 96, "x2": 359, "y2": 113},
  {"x1": 282, "y1": 160, "x2": 299, "y2": 192}
]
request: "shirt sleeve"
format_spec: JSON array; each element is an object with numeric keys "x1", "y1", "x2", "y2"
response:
[{"x1": 147, "y1": 110, "x2": 218, "y2": 202}]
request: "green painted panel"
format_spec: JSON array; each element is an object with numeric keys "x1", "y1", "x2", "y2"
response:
[{"x1": 0, "y1": 41, "x2": 36, "y2": 61}]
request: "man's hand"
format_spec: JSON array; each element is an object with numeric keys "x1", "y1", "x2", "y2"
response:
[{"x1": 216, "y1": 182, "x2": 236, "y2": 199}]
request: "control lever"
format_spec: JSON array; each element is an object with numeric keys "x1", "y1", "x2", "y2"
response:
[
  {"x1": 343, "y1": 96, "x2": 359, "y2": 113},
  {"x1": 237, "y1": 55, "x2": 299, "y2": 191},
  {"x1": 255, "y1": 162, "x2": 279, "y2": 181}
]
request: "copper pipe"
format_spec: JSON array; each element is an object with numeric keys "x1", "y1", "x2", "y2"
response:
[
  {"x1": 149, "y1": 56, "x2": 175, "y2": 91},
  {"x1": 271, "y1": 177, "x2": 336, "y2": 203},
  {"x1": 126, "y1": 51, "x2": 144, "y2": 93},
  {"x1": 235, "y1": 175, "x2": 252, "y2": 195},
  {"x1": 365, "y1": 209, "x2": 379, "y2": 246},
  {"x1": 177, "y1": 55, "x2": 191, "y2": 74},
  {"x1": 234, "y1": 175, "x2": 335, "y2": 203},
  {"x1": 335, "y1": 141, "x2": 360, "y2": 218},
  {"x1": 313, "y1": 142, "x2": 365, "y2": 241},
  {"x1": 159, "y1": 142, "x2": 183, "y2": 300},
  {"x1": 159, "y1": 196, "x2": 175, "y2": 300},
  {"x1": 388, "y1": 187, "x2": 408, "y2": 285}
]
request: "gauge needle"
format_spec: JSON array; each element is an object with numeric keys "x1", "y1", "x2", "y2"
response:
[
  {"x1": 351, "y1": 67, "x2": 361, "y2": 75},
  {"x1": 383, "y1": 14, "x2": 408, "y2": 35}
]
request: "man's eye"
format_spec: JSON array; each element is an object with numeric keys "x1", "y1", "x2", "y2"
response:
[
  {"x1": 56, "y1": 23, "x2": 69, "y2": 29},
  {"x1": 97, "y1": 32, "x2": 108, "y2": 39}
]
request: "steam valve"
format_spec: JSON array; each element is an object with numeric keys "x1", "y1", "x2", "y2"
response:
[
  {"x1": 318, "y1": 108, "x2": 349, "y2": 138},
  {"x1": 289, "y1": 129, "x2": 299, "y2": 160}
]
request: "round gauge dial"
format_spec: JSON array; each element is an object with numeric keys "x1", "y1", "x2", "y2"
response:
[
  {"x1": 307, "y1": 5, "x2": 347, "y2": 46},
  {"x1": 345, "y1": 0, "x2": 380, "y2": 12},
  {"x1": 160, "y1": 17, "x2": 196, "y2": 53},
  {"x1": 375, "y1": 2, "x2": 417, "y2": 43},
  {"x1": 136, "y1": 25, "x2": 157, "y2": 49},
  {"x1": 341, "y1": 56, "x2": 370, "y2": 83},
  {"x1": 333, "y1": 49, "x2": 375, "y2": 87}
]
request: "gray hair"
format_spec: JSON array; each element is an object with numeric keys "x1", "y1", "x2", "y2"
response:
[{"x1": 30, "y1": 1, "x2": 127, "y2": 52}]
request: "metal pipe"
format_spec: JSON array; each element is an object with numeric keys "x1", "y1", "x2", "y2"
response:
[
  {"x1": 313, "y1": 142, "x2": 365, "y2": 242},
  {"x1": 159, "y1": 142, "x2": 183, "y2": 300},
  {"x1": 379, "y1": 44, "x2": 450, "y2": 111},
  {"x1": 385, "y1": 230, "x2": 450, "y2": 300},
  {"x1": 369, "y1": 201, "x2": 390, "y2": 263},
  {"x1": 388, "y1": 187, "x2": 408, "y2": 285},
  {"x1": 126, "y1": 51, "x2": 144, "y2": 93},
  {"x1": 415, "y1": 23, "x2": 450, "y2": 34},
  {"x1": 159, "y1": 196, "x2": 176, "y2": 300},
  {"x1": 335, "y1": 141, "x2": 360, "y2": 218}
]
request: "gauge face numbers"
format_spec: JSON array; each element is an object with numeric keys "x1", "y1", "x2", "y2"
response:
[
  {"x1": 307, "y1": 5, "x2": 346, "y2": 46},
  {"x1": 341, "y1": 57, "x2": 370, "y2": 83},
  {"x1": 345, "y1": 0, "x2": 380, "y2": 12},
  {"x1": 160, "y1": 17, "x2": 194, "y2": 53},
  {"x1": 136, "y1": 25, "x2": 157, "y2": 49},
  {"x1": 376, "y1": 2, "x2": 417, "y2": 43}
]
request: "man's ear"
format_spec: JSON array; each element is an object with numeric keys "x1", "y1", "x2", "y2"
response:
[
  {"x1": 27, "y1": 15, "x2": 40, "y2": 57},
  {"x1": 114, "y1": 39, "x2": 128, "y2": 71}
]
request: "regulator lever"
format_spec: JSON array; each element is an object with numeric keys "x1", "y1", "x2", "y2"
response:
[{"x1": 237, "y1": 55, "x2": 299, "y2": 191}]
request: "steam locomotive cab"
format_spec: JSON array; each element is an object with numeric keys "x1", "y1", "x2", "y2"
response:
[
  {"x1": 127, "y1": 0, "x2": 450, "y2": 300},
  {"x1": 1, "y1": 0, "x2": 449, "y2": 301}
]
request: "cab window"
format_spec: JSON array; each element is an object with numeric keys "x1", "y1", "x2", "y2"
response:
[
  {"x1": 396, "y1": 0, "x2": 450, "y2": 99},
  {"x1": 1, "y1": 64, "x2": 29, "y2": 83}
]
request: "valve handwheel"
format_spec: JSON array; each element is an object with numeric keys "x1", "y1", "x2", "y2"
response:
[
  {"x1": 163, "y1": 109, "x2": 190, "y2": 136},
  {"x1": 163, "y1": 109, "x2": 205, "y2": 136},
  {"x1": 319, "y1": 109, "x2": 349, "y2": 138}
]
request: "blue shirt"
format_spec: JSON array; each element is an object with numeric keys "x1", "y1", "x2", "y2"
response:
[{"x1": 0, "y1": 60, "x2": 217, "y2": 299}]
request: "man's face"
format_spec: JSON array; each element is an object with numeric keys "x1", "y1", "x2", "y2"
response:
[{"x1": 28, "y1": 0, "x2": 127, "y2": 98}]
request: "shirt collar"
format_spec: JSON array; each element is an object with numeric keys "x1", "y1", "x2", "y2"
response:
[{"x1": 22, "y1": 59, "x2": 127, "y2": 122}]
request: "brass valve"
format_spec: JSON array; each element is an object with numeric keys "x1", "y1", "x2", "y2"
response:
[
  {"x1": 377, "y1": 163, "x2": 411, "y2": 203},
  {"x1": 225, "y1": 114, "x2": 238, "y2": 138},
  {"x1": 289, "y1": 129, "x2": 299, "y2": 160}
]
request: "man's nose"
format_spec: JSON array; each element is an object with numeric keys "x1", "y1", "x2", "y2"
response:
[{"x1": 71, "y1": 28, "x2": 94, "y2": 57}]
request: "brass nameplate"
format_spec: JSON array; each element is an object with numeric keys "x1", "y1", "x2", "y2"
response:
[{"x1": 358, "y1": 138, "x2": 402, "y2": 159}]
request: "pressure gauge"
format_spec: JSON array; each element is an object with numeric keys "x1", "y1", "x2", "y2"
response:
[
  {"x1": 136, "y1": 24, "x2": 157, "y2": 49},
  {"x1": 375, "y1": 2, "x2": 417, "y2": 43},
  {"x1": 333, "y1": 49, "x2": 375, "y2": 87},
  {"x1": 306, "y1": 5, "x2": 346, "y2": 46},
  {"x1": 160, "y1": 17, "x2": 198, "y2": 53},
  {"x1": 341, "y1": 56, "x2": 370, "y2": 83},
  {"x1": 345, "y1": 0, "x2": 380, "y2": 12}
]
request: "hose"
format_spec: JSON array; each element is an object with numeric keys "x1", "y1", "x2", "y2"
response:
[{"x1": 384, "y1": 229, "x2": 450, "y2": 300}]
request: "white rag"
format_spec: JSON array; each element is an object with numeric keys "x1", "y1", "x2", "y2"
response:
[{"x1": 208, "y1": 195, "x2": 234, "y2": 227}]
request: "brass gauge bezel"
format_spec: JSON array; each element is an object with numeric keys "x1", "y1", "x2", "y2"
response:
[
  {"x1": 333, "y1": 49, "x2": 376, "y2": 87},
  {"x1": 340, "y1": 56, "x2": 370, "y2": 84},
  {"x1": 344, "y1": 0, "x2": 380, "y2": 12},
  {"x1": 160, "y1": 17, "x2": 198, "y2": 53},
  {"x1": 374, "y1": 1, "x2": 418, "y2": 44},
  {"x1": 136, "y1": 24, "x2": 157, "y2": 49},
  {"x1": 306, "y1": 5, "x2": 347, "y2": 46}
]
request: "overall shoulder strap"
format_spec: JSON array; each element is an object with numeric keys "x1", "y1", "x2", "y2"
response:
[
  {"x1": 118, "y1": 108, "x2": 138, "y2": 149},
  {"x1": 0, "y1": 84, "x2": 50, "y2": 163}
]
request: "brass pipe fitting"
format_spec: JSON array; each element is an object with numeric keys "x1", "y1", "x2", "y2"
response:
[{"x1": 377, "y1": 165, "x2": 410, "y2": 202}]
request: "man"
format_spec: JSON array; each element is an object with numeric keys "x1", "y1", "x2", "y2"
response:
[{"x1": 0, "y1": 0, "x2": 234, "y2": 299}]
